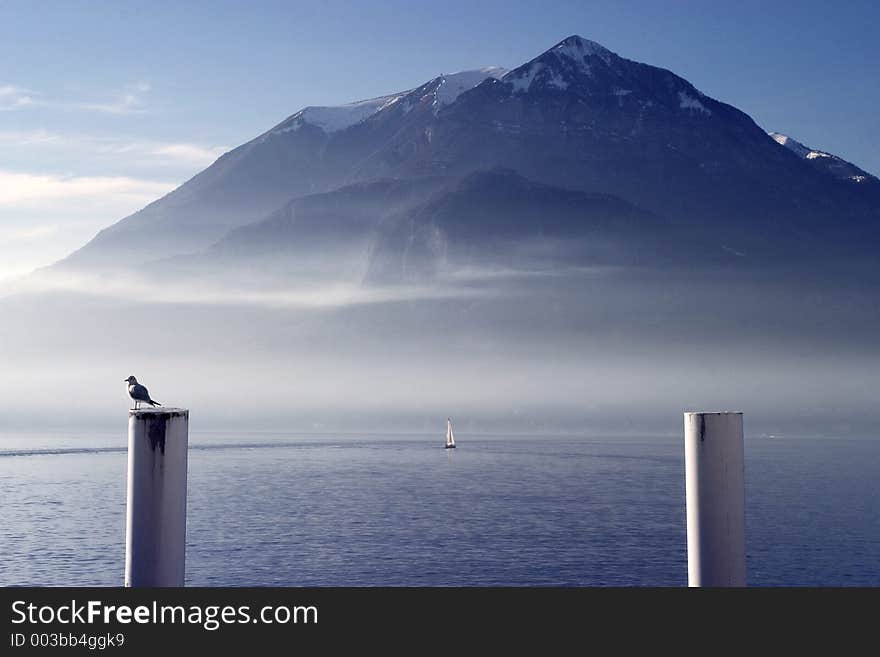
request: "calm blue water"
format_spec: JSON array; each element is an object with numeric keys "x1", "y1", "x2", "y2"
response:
[{"x1": 0, "y1": 432, "x2": 877, "y2": 586}]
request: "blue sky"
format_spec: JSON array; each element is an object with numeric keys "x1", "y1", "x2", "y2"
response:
[{"x1": 1, "y1": 0, "x2": 877, "y2": 280}]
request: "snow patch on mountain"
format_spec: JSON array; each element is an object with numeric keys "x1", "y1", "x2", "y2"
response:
[
  {"x1": 678, "y1": 91, "x2": 711, "y2": 115},
  {"x1": 273, "y1": 67, "x2": 508, "y2": 131},
  {"x1": 506, "y1": 62, "x2": 544, "y2": 93},
  {"x1": 433, "y1": 67, "x2": 508, "y2": 107},
  {"x1": 271, "y1": 93, "x2": 407, "y2": 136},
  {"x1": 770, "y1": 132, "x2": 875, "y2": 183},
  {"x1": 770, "y1": 132, "x2": 815, "y2": 158},
  {"x1": 546, "y1": 71, "x2": 569, "y2": 89}
]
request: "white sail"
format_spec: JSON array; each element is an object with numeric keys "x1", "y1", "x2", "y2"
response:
[{"x1": 446, "y1": 419, "x2": 455, "y2": 446}]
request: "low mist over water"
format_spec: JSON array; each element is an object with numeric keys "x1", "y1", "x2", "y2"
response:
[{"x1": 1, "y1": 259, "x2": 877, "y2": 436}]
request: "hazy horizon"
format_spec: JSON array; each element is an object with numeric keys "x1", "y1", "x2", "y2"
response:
[{"x1": 1, "y1": 4, "x2": 878, "y2": 439}]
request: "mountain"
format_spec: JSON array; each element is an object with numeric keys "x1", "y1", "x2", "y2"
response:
[
  {"x1": 365, "y1": 169, "x2": 698, "y2": 282},
  {"x1": 769, "y1": 132, "x2": 877, "y2": 184},
  {"x1": 57, "y1": 67, "x2": 508, "y2": 270},
  {"x1": 55, "y1": 35, "x2": 878, "y2": 276},
  {"x1": 8, "y1": 35, "x2": 880, "y2": 431},
  {"x1": 189, "y1": 176, "x2": 449, "y2": 284},
  {"x1": 424, "y1": 37, "x2": 878, "y2": 257},
  {"x1": 168, "y1": 169, "x2": 685, "y2": 284},
  {"x1": 152, "y1": 169, "x2": 686, "y2": 288}
]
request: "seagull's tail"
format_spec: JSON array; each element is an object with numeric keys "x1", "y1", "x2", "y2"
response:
[{"x1": 147, "y1": 399, "x2": 161, "y2": 407}]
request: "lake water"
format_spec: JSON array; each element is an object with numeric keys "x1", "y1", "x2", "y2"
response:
[{"x1": 0, "y1": 431, "x2": 877, "y2": 586}]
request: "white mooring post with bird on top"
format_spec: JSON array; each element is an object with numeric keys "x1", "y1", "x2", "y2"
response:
[
  {"x1": 125, "y1": 403, "x2": 189, "y2": 587},
  {"x1": 683, "y1": 411, "x2": 746, "y2": 587}
]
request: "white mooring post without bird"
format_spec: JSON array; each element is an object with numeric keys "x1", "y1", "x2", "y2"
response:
[
  {"x1": 683, "y1": 411, "x2": 746, "y2": 587},
  {"x1": 125, "y1": 408, "x2": 189, "y2": 587}
]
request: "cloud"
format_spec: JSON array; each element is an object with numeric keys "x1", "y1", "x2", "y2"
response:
[
  {"x1": 7, "y1": 269, "x2": 497, "y2": 309},
  {"x1": 0, "y1": 130, "x2": 228, "y2": 168},
  {"x1": 73, "y1": 81, "x2": 152, "y2": 114},
  {"x1": 0, "y1": 224, "x2": 58, "y2": 242},
  {"x1": 0, "y1": 81, "x2": 152, "y2": 114},
  {"x1": 0, "y1": 169, "x2": 176, "y2": 282},
  {"x1": 77, "y1": 94, "x2": 146, "y2": 115},
  {"x1": 0, "y1": 129, "x2": 65, "y2": 145},
  {"x1": 128, "y1": 81, "x2": 152, "y2": 93},
  {"x1": 149, "y1": 142, "x2": 227, "y2": 165},
  {"x1": 0, "y1": 170, "x2": 173, "y2": 207},
  {"x1": 94, "y1": 139, "x2": 227, "y2": 165},
  {"x1": 0, "y1": 85, "x2": 39, "y2": 111}
]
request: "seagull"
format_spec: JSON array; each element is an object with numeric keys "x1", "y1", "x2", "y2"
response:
[{"x1": 125, "y1": 375, "x2": 161, "y2": 410}]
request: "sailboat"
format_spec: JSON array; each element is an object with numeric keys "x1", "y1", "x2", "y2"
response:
[{"x1": 445, "y1": 418, "x2": 456, "y2": 449}]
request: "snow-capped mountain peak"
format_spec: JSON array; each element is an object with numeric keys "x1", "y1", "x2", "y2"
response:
[
  {"x1": 496, "y1": 33, "x2": 714, "y2": 119},
  {"x1": 58, "y1": 34, "x2": 879, "y2": 274},
  {"x1": 551, "y1": 34, "x2": 613, "y2": 65},
  {"x1": 501, "y1": 35, "x2": 616, "y2": 93}
]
